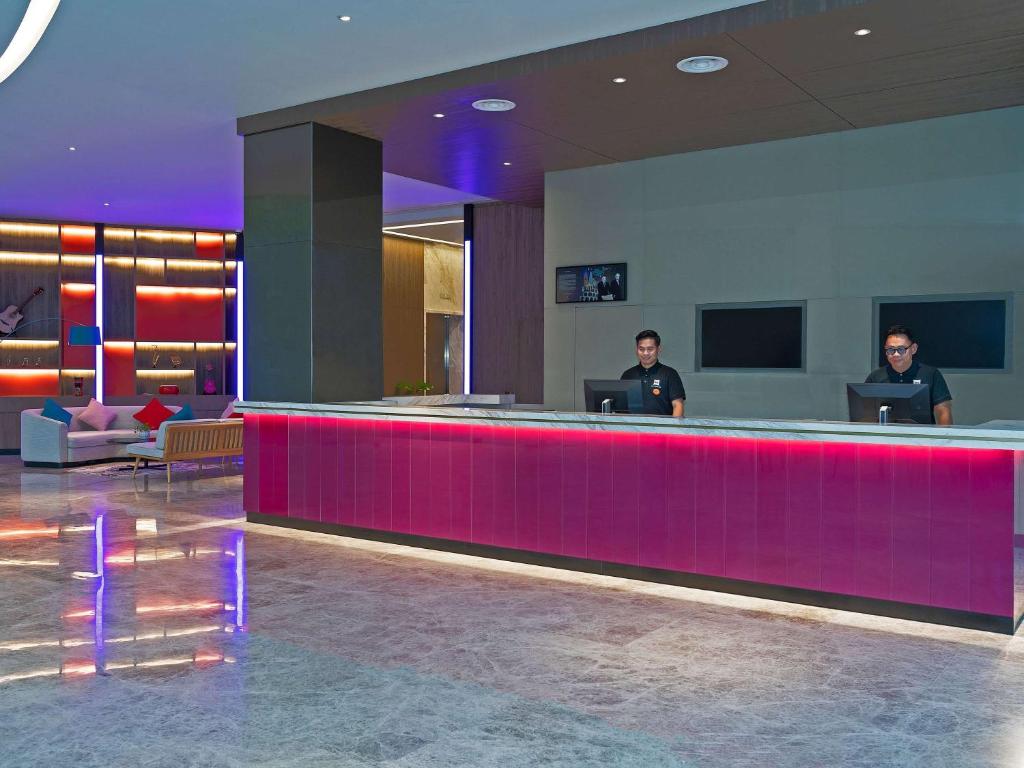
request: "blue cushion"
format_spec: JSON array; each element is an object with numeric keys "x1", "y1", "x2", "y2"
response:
[
  {"x1": 166, "y1": 403, "x2": 194, "y2": 422},
  {"x1": 41, "y1": 398, "x2": 72, "y2": 426}
]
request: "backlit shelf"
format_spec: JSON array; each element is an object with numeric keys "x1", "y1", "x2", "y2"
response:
[
  {"x1": 0, "y1": 340, "x2": 60, "y2": 349},
  {"x1": 0, "y1": 251, "x2": 59, "y2": 265},
  {"x1": 136, "y1": 286, "x2": 224, "y2": 297},
  {"x1": 135, "y1": 370, "x2": 194, "y2": 377}
]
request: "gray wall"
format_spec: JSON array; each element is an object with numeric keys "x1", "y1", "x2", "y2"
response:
[{"x1": 544, "y1": 107, "x2": 1024, "y2": 425}]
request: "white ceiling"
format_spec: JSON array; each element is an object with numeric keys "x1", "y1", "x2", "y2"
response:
[{"x1": 0, "y1": 0, "x2": 760, "y2": 230}]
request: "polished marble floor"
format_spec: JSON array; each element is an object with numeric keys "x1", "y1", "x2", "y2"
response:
[{"x1": 2, "y1": 455, "x2": 1024, "y2": 767}]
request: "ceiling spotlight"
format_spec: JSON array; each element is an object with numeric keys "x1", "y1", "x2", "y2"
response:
[
  {"x1": 432, "y1": 113, "x2": 445, "y2": 118},
  {"x1": 676, "y1": 56, "x2": 729, "y2": 74},
  {"x1": 338, "y1": 15, "x2": 351, "y2": 22},
  {"x1": 502, "y1": 162, "x2": 512, "y2": 166},
  {"x1": 612, "y1": 77, "x2": 627, "y2": 84},
  {"x1": 472, "y1": 98, "x2": 516, "y2": 112},
  {"x1": 854, "y1": 28, "x2": 871, "y2": 36},
  {"x1": 68, "y1": 146, "x2": 76, "y2": 151},
  {"x1": 103, "y1": 202, "x2": 110, "y2": 207}
]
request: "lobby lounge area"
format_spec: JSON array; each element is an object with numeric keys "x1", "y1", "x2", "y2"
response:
[{"x1": 3, "y1": 1, "x2": 1024, "y2": 766}]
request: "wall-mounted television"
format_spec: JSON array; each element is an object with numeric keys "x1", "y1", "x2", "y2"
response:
[
  {"x1": 875, "y1": 295, "x2": 1011, "y2": 370},
  {"x1": 555, "y1": 263, "x2": 627, "y2": 304},
  {"x1": 697, "y1": 302, "x2": 806, "y2": 370}
]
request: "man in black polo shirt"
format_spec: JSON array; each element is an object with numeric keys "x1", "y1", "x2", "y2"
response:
[
  {"x1": 865, "y1": 324, "x2": 953, "y2": 425},
  {"x1": 621, "y1": 330, "x2": 686, "y2": 416}
]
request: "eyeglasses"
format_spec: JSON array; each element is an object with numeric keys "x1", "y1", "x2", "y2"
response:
[{"x1": 884, "y1": 346, "x2": 911, "y2": 357}]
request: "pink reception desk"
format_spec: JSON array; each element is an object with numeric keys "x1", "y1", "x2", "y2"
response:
[{"x1": 238, "y1": 399, "x2": 1024, "y2": 633}]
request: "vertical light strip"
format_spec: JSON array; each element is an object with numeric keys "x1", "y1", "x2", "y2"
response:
[
  {"x1": 94, "y1": 243, "x2": 104, "y2": 401},
  {"x1": 235, "y1": 261, "x2": 244, "y2": 399},
  {"x1": 463, "y1": 239, "x2": 471, "y2": 394},
  {"x1": 235, "y1": 533, "x2": 246, "y2": 629},
  {"x1": 93, "y1": 514, "x2": 105, "y2": 672}
]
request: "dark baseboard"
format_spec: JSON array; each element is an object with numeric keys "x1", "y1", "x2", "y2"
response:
[
  {"x1": 0, "y1": 448, "x2": 19, "y2": 455},
  {"x1": 247, "y1": 512, "x2": 1018, "y2": 635},
  {"x1": 23, "y1": 457, "x2": 140, "y2": 469}
]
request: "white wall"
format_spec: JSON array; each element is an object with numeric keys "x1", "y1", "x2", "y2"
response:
[{"x1": 544, "y1": 107, "x2": 1024, "y2": 424}]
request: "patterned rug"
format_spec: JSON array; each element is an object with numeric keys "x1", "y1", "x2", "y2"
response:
[{"x1": 66, "y1": 459, "x2": 242, "y2": 478}]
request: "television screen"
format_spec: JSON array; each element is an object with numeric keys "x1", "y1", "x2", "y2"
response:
[
  {"x1": 877, "y1": 298, "x2": 1007, "y2": 369},
  {"x1": 699, "y1": 304, "x2": 804, "y2": 369},
  {"x1": 555, "y1": 263, "x2": 627, "y2": 304}
]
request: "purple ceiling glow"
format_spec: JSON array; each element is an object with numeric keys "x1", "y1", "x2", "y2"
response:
[{"x1": 0, "y1": 0, "x2": 756, "y2": 229}]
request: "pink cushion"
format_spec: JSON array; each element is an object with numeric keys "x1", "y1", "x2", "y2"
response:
[{"x1": 76, "y1": 398, "x2": 117, "y2": 431}]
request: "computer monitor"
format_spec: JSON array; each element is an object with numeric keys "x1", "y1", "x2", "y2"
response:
[
  {"x1": 846, "y1": 383, "x2": 931, "y2": 424},
  {"x1": 584, "y1": 379, "x2": 643, "y2": 414}
]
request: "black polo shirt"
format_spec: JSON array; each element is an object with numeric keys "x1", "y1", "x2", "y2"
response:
[
  {"x1": 865, "y1": 360, "x2": 952, "y2": 424},
  {"x1": 620, "y1": 360, "x2": 686, "y2": 416}
]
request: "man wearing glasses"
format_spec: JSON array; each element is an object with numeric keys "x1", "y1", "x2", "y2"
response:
[{"x1": 865, "y1": 324, "x2": 953, "y2": 425}]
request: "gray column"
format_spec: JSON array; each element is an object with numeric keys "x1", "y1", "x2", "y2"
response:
[{"x1": 243, "y1": 123, "x2": 382, "y2": 403}]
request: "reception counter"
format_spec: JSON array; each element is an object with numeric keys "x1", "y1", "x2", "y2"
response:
[{"x1": 237, "y1": 399, "x2": 1024, "y2": 633}]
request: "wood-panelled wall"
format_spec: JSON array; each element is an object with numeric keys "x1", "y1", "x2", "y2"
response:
[
  {"x1": 382, "y1": 235, "x2": 424, "y2": 394},
  {"x1": 471, "y1": 203, "x2": 544, "y2": 403}
]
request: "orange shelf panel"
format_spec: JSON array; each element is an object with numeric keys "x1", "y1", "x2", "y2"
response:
[{"x1": 0, "y1": 370, "x2": 59, "y2": 397}]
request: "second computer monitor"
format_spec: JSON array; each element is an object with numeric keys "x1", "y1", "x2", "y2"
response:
[
  {"x1": 847, "y1": 382, "x2": 931, "y2": 424},
  {"x1": 583, "y1": 379, "x2": 643, "y2": 414}
]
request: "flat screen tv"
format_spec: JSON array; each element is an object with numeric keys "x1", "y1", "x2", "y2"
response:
[
  {"x1": 555, "y1": 263, "x2": 627, "y2": 304},
  {"x1": 876, "y1": 297, "x2": 1008, "y2": 370},
  {"x1": 698, "y1": 303, "x2": 805, "y2": 370}
]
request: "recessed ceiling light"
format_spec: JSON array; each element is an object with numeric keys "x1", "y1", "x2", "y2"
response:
[
  {"x1": 103, "y1": 202, "x2": 110, "y2": 207},
  {"x1": 612, "y1": 77, "x2": 627, "y2": 84},
  {"x1": 676, "y1": 56, "x2": 729, "y2": 74},
  {"x1": 854, "y1": 28, "x2": 871, "y2": 36},
  {"x1": 68, "y1": 146, "x2": 76, "y2": 151},
  {"x1": 502, "y1": 162, "x2": 512, "y2": 166},
  {"x1": 432, "y1": 113, "x2": 445, "y2": 118},
  {"x1": 472, "y1": 98, "x2": 516, "y2": 112},
  {"x1": 338, "y1": 15, "x2": 351, "y2": 22}
]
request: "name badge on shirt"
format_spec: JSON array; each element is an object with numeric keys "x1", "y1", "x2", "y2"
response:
[
  {"x1": 651, "y1": 378, "x2": 662, "y2": 396},
  {"x1": 913, "y1": 379, "x2": 921, "y2": 384}
]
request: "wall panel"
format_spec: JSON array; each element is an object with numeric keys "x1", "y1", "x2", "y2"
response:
[{"x1": 472, "y1": 203, "x2": 544, "y2": 402}]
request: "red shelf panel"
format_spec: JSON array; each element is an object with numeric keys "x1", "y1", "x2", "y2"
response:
[
  {"x1": 0, "y1": 370, "x2": 59, "y2": 396},
  {"x1": 103, "y1": 343, "x2": 135, "y2": 397},
  {"x1": 60, "y1": 225, "x2": 96, "y2": 255},
  {"x1": 195, "y1": 233, "x2": 225, "y2": 260},
  {"x1": 61, "y1": 284, "x2": 96, "y2": 369},
  {"x1": 135, "y1": 289, "x2": 224, "y2": 342}
]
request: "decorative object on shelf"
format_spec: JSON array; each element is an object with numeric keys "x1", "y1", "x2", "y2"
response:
[
  {"x1": 73, "y1": 376, "x2": 83, "y2": 397},
  {"x1": 0, "y1": 286, "x2": 44, "y2": 334},
  {"x1": 203, "y1": 363, "x2": 216, "y2": 394},
  {"x1": 169, "y1": 353, "x2": 182, "y2": 369},
  {"x1": 34, "y1": 357, "x2": 41, "y2": 367},
  {"x1": 416, "y1": 380, "x2": 433, "y2": 395},
  {"x1": 150, "y1": 345, "x2": 160, "y2": 368},
  {"x1": 158, "y1": 384, "x2": 179, "y2": 395},
  {"x1": 19, "y1": 357, "x2": 28, "y2": 368}
]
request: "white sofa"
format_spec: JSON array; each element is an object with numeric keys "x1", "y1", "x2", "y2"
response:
[{"x1": 20, "y1": 405, "x2": 181, "y2": 466}]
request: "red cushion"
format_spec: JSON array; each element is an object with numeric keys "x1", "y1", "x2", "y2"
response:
[{"x1": 132, "y1": 398, "x2": 174, "y2": 430}]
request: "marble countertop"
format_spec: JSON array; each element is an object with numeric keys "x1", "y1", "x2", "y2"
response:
[{"x1": 235, "y1": 399, "x2": 1024, "y2": 451}]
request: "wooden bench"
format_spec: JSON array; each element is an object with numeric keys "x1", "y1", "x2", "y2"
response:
[{"x1": 127, "y1": 420, "x2": 243, "y2": 483}]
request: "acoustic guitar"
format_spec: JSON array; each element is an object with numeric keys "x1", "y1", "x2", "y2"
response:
[{"x1": 0, "y1": 287, "x2": 45, "y2": 334}]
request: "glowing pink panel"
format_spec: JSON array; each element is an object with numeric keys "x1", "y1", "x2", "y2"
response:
[{"x1": 243, "y1": 414, "x2": 1018, "y2": 621}]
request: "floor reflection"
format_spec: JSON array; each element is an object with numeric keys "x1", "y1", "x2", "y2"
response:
[{"x1": 0, "y1": 506, "x2": 245, "y2": 685}]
